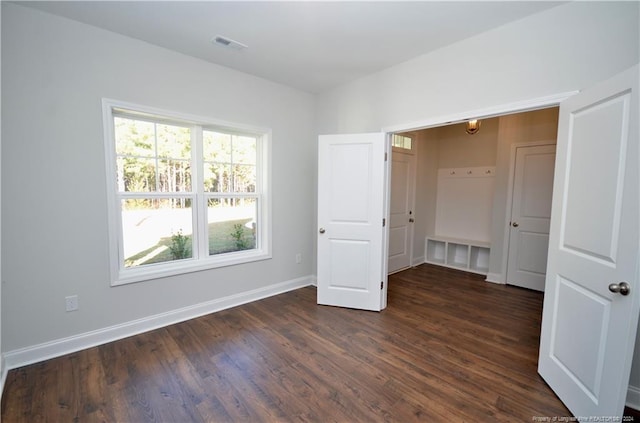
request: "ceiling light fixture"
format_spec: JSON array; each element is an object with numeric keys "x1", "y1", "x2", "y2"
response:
[
  {"x1": 465, "y1": 119, "x2": 481, "y2": 135},
  {"x1": 212, "y1": 35, "x2": 248, "y2": 51}
]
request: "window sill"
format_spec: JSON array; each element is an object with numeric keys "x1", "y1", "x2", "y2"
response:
[{"x1": 111, "y1": 249, "x2": 272, "y2": 286}]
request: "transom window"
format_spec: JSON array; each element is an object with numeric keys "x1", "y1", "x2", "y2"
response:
[
  {"x1": 392, "y1": 134, "x2": 413, "y2": 150},
  {"x1": 103, "y1": 100, "x2": 271, "y2": 285}
]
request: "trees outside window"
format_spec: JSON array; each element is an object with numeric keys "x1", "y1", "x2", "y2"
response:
[{"x1": 104, "y1": 101, "x2": 270, "y2": 285}]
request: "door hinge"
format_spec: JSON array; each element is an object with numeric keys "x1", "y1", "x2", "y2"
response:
[
  {"x1": 380, "y1": 281, "x2": 384, "y2": 290},
  {"x1": 382, "y1": 218, "x2": 386, "y2": 227},
  {"x1": 384, "y1": 152, "x2": 388, "y2": 162}
]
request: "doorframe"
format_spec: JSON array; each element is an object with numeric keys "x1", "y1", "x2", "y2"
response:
[
  {"x1": 382, "y1": 92, "x2": 577, "y2": 134},
  {"x1": 388, "y1": 136, "x2": 418, "y2": 274},
  {"x1": 502, "y1": 140, "x2": 557, "y2": 287},
  {"x1": 381, "y1": 91, "x2": 577, "y2": 280},
  {"x1": 381, "y1": 133, "x2": 392, "y2": 310}
]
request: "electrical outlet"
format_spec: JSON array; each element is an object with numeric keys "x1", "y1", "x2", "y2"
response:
[
  {"x1": 65, "y1": 295, "x2": 78, "y2": 312},
  {"x1": 295, "y1": 253, "x2": 302, "y2": 264}
]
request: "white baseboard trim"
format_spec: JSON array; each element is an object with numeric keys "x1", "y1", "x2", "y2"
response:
[
  {"x1": 309, "y1": 275, "x2": 317, "y2": 287},
  {"x1": 4, "y1": 275, "x2": 314, "y2": 371},
  {"x1": 485, "y1": 272, "x2": 505, "y2": 284},
  {"x1": 0, "y1": 355, "x2": 7, "y2": 402},
  {"x1": 627, "y1": 384, "x2": 640, "y2": 411},
  {"x1": 411, "y1": 256, "x2": 425, "y2": 267}
]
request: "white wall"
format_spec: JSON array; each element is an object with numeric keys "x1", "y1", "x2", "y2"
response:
[
  {"x1": 317, "y1": 2, "x2": 639, "y2": 134},
  {"x1": 317, "y1": 1, "x2": 639, "y2": 408},
  {"x1": 1, "y1": 4, "x2": 316, "y2": 356}
]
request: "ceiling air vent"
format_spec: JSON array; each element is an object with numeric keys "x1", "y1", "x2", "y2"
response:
[{"x1": 212, "y1": 35, "x2": 248, "y2": 51}]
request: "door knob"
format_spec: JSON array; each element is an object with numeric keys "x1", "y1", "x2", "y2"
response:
[
  {"x1": 608, "y1": 282, "x2": 630, "y2": 296},
  {"x1": 319, "y1": 228, "x2": 325, "y2": 234},
  {"x1": 511, "y1": 222, "x2": 519, "y2": 227}
]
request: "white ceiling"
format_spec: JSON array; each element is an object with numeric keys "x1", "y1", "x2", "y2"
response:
[{"x1": 21, "y1": 1, "x2": 564, "y2": 93}]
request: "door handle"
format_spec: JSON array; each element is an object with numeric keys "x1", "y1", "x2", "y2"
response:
[
  {"x1": 511, "y1": 222, "x2": 519, "y2": 227},
  {"x1": 409, "y1": 218, "x2": 415, "y2": 223},
  {"x1": 608, "y1": 282, "x2": 630, "y2": 296},
  {"x1": 319, "y1": 228, "x2": 325, "y2": 234}
]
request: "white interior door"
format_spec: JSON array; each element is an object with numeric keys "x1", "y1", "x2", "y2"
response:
[
  {"x1": 317, "y1": 133, "x2": 387, "y2": 311},
  {"x1": 388, "y1": 149, "x2": 415, "y2": 274},
  {"x1": 538, "y1": 65, "x2": 639, "y2": 417},
  {"x1": 506, "y1": 144, "x2": 556, "y2": 291}
]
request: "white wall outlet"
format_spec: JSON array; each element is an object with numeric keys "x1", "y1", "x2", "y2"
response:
[
  {"x1": 65, "y1": 295, "x2": 79, "y2": 312},
  {"x1": 295, "y1": 253, "x2": 302, "y2": 264}
]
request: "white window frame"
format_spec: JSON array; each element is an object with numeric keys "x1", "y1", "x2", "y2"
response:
[{"x1": 102, "y1": 99, "x2": 272, "y2": 286}]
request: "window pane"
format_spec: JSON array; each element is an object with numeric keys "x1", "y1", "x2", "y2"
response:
[
  {"x1": 117, "y1": 157, "x2": 157, "y2": 192},
  {"x1": 403, "y1": 137, "x2": 412, "y2": 150},
  {"x1": 392, "y1": 134, "x2": 412, "y2": 150},
  {"x1": 115, "y1": 117, "x2": 155, "y2": 157},
  {"x1": 233, "y1": 164, "x2": 256, "y2": 192},
  {"x1": 204, "y1": 162, "x2": 231, "y2": 192},
  {"x1": 203, "y1": 131, "x2": 231, "y2": 162},
  {"x1": 158, "y1": 159, "x2": 192, "y2": 192},
  {"x1": 156, "y1": 123, "x2": 191, "y2": 159},
  {"x1": 121, "y1": 198, "x2": 193, "y2": 267},
  {"x1": 207, "y1": 197, "x2": 257, "y2": 255},
  {"x1": 233, "y1": 135, "x2": 257, "y2": 165}
]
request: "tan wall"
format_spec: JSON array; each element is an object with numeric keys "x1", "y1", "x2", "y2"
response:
[
  {"x1": 412, "y1": 130, "x2": 439, "y2": 262},
  {"x1": 412, "y1": 107, "x2": 559, "y2": 273},
  {"x1": 436, "y1": 118, "x2": 499, "y2": 168}
]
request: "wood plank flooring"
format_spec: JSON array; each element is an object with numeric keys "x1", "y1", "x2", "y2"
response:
[{"x1": 1, "y1": 264, "x2": 634, "y2": 422}]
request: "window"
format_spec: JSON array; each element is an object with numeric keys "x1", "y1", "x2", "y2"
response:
[
  {"x1": 103, "y1": 100, "x2": 271, "y2": 285},
  {"x1": 392, "y1": 134, "x2": 412, "y2": 150}
]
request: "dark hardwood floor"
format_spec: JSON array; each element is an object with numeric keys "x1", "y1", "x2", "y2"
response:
[{"x1": 1, "y1": 264, "x2": 636, "y2": 422}]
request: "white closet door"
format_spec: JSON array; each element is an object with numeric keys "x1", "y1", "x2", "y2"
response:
[{"x1": 506, "y1": 144, "x2": 556, "y2": 291}]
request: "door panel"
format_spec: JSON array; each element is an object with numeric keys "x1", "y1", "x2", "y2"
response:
[
  {"x1": 538, "y1": 65, "x2": 639, "y2": 417},
  {"x1": 328, "y1": 143, "x2": 373, "y2": 222},
  {"x1": 521, "y1": 152, "x2": 555, "y2": 218},
  {"x1": 552, "y1": 276, "x2": 610, "y2": 401},
  {"x1": 328, "y1": 240, "x2": 370, "y2": 290},
  {"x1": 516, "y1": 231, "x2": 549, "y2": 274},
  {"x1": 562, "y1": 95, "x2": 628, "y2": 263},
  {"x1": 507, "y1": 145, "x2": 556, "y2": 291},
  {"x1": 317, "y1": 133, "x2": 387, "y2": 311},
  {"x1": 388, "y1": 150, "x2": 415, "y2": 273},
  {"x1": 388, "y1": 227, "x2": 407, "y2": 258}
]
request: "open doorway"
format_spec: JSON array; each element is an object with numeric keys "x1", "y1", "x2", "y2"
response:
[
  {"x1": 382, "y1": 66, "x2": 639, "y2": 416},
  {"x1": 388, "y1": 107, "x2": 560, "y2": 292},
  {"x1": 388, "y1": 133, "x2": 416, "y2": 274}
]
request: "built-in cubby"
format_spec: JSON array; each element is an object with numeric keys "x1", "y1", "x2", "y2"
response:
[
  {"x1": 469, "y1": 245, "x2": 490, "y2": 274},
  {"x1": 425, "y1": 238, "x2": 446, "y2": 265},
  {"x1": 425, "y1": 236, "x2": 490, "y2": 275},
  {"x1": 446, "y1": 242, "x2": 469, "y2": 270}
]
